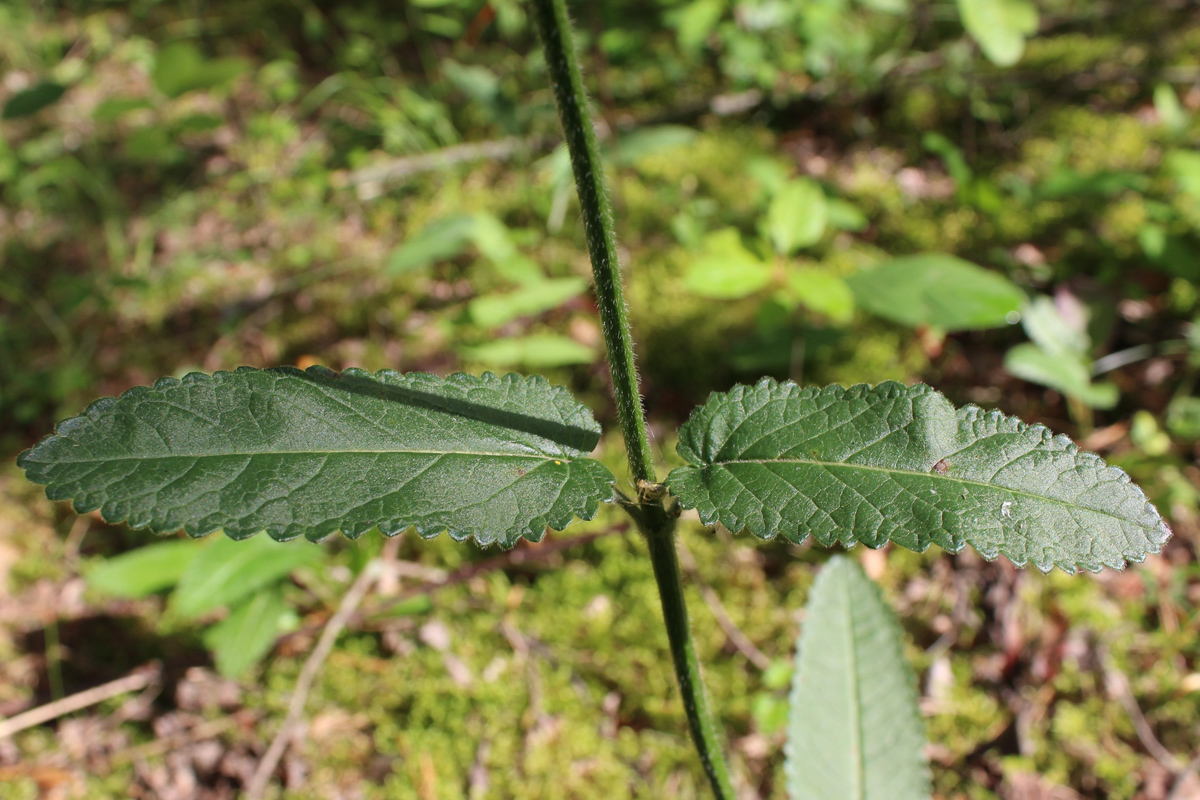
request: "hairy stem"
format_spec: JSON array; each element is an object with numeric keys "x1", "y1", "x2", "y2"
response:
[
  {"x1": 529, "y1": 0, "x2": 655, "y2": 485},
  {"x1": 530, "y1": 2, "x2": 736, "y2": 797},
  {"x1": 638, "y1": 507, "x2": 738, "y2": 799}
]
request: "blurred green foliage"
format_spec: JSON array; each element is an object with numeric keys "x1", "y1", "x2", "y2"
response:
[{"x1": 3, "y1": 0, "x2": 1200, "y2": 796}]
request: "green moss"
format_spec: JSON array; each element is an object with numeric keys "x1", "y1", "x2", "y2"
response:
[
  {"x1": 894, "y1": 86, "x2": 943, "y2": 132},
  {"x1": 821, "y1": 324, "x2": 928, "y2": 387},
  {"x1": 1021, "y1": 34, "x2": 1127, "y2": 79},
  {"x1": 0, "y1": 779, "x2": 38, "y2": 800},
  {"x1": 631, "y1": 131, "x2": 772, "y2": 226},
  {"x1": 1034, "y1": 108, "x2": 1158, "y2": 175}
]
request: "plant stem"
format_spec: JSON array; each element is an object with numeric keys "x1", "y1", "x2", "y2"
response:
[
  {"x1": 529, "y1": 0, "x2": 655, "y2": 485},
  {"x1": 641, "y1": 508, "x2": 738, "y2": 799},
  {"x1": 530, "y1": 2, "x2": 736, "y2": 798}
]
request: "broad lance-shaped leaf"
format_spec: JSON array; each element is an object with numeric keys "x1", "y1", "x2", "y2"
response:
[
  {"x1": 667, "y1": 380, "x2": 1170, "y2": 573},
  {"x1": 19, "y1": 367, "x2": 615, "y2": 547},
  {"x1": 786, "y1": 556, "x2": 930, "y2": 800}
]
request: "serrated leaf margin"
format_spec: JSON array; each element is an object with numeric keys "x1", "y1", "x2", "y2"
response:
[
  {"x1": 18, "y1": 367, "x2": 616, "y2": 547},
  {"x1": 667, "y1": 379, "x2": 1171, "y2": 573}
]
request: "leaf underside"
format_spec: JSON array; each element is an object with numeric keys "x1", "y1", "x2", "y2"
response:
[
  {"x1": 668, "y1": 380, "x2": 1170, "y2": 573},
  {"x1": 19, "y1": 367, "x2": 616, "y2": 547},
  {"x1": 787, "y1": 556, "x2": 930, "y2": 800}
]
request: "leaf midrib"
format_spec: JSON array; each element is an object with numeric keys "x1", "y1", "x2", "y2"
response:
[
  {"x1": 691, "y1": 457, "x2": 1138, "y2": 523},
  {"x1": 839, "y1": 574, "x2": 865, "y2": 800},
  {"x1": 30, "y1": 449, "x2": 577, "y2": 465}
]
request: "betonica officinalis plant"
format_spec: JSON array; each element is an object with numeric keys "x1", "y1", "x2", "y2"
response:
[{"x1": 16, "y1": 1, "x2": 1171, "y2": 797}]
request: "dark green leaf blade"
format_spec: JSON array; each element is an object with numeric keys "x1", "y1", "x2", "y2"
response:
[
  {"x1": 2, "y1": 82, "x2": 66, "y2": 120},
  {"x1": 667, "y1": 380, "x2": 1170, "y2": 573},
  {"x1": 786, "y1": 556, "x2": 930, "y2": 800},
  {"x1": 19, "y1": 367, "x2": 615, "y2": 547}
]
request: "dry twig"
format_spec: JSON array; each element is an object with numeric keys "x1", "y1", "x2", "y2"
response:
[
  {"x1": 341, "y1": 88, "x2": 764, "y2": 195},
  {"x1": 244, "y1": 560, "x2": 382, "y2": 799},
  {"x1": 344, "y1": 136, "x2": 547, "y2": 189},
  {"x1": 1103, "y1": 659, "x2": 1182, "y2": 771},
  {"x1": 280, "y1": 528, "x2": 620, "y2": 645},
  {"x1": 0, "y1": 663, "x2": 161, "y2": 740},
  {"x1": 676, "y1": 540, "x2": 771, "y2": 671},
  {"x1": 1167, "y1": 747, "x2": 1200, "y2": 800}
]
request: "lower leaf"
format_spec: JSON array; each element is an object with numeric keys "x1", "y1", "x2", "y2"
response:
[{"x1": 786, "y1": 556, "x2": 930, "y2": 800}]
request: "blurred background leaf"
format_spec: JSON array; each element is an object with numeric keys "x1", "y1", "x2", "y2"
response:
[{"x1": 2, "y1": 82, "x2": 66, "y2": 120}]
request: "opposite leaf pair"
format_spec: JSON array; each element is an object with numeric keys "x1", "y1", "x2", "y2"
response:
[{"x1": 19, "y1": 367, "x2": 1170, "y2": 574}]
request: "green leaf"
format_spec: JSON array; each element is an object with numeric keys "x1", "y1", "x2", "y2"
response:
[
  {"x1": 922, "y1": 132, "x2": 973, "y2": 187},
  {"x1": 1035, "y1": 169, "x2": 1148, "y2": 199},
  {"x1": 465, "y1": 213, "x2": 520, "y2": 264},
  {"x1": 1019, "y1": 296, "x2": 1089, "y2": 358},
  {"x1": 19, "y1": 367, "x2": 616, "y2": 548},
  {"x1": 173, "y1": 533, "x2": 322, "y2": 618},
  {"x1": 386, "y1": 594, "x2": 434, "y2": 616},
  {"x1": 92, "y1": 97, "x2": 155, "y2": 122},
  {"x1": 752, "y1": 693, "x2": 790, "y2": 735},
  {"x1": 442, "y1": 60, "x2": 500, "y2": 104},
  {"x1": 459, "y1": 334, "x2": 597, "y2": 368},
  {"x1": 826, "y1": 199, "x2": 869, "y2": 233},
  {"x1": 674, "y1": 0, "x2": 727, "y2": 52},
  {"x1": 1167, "y1": 150, "x2": 1200, "y2": 200},
  {"x1": 1167, "y1": 396, "x2": 1200, "y2": 441},
  {"x1": 782, "y1": 268, "x2": 855, "y2": 325},
  {"x1": 768, "y1": 179, "x2": 828, "y2": 255},
  {"x1": 956, "y1": 0, "x2": 1038, "y2": 67},
  {"x1": 1139, "y1": 225, "x2": 1200, "y2": 281},
  {"x1": 203, "y1": 589, "x2": 290, "y2": 678},
  {"x1": 667, "y1": 380, "x2": 1169, "y2": 573},
  {"x1": 763, "y1": 658, "x2": 794, "y2": 690},
  {"x1": 86, "y1": 539, "x2": 199, "y2": 598},
  {"x1": 469, "y1": 277, "x2": 588, "y2": 328},
  {"x1": 1130, "y1": 411, "x2": 1171, "y2": 457},
  {"x1": 387, "y1": 214, "x2": 479, "y2": 275},
  {"x1": 1004, "y1": 344, "x2": 1118, "y2": 409},
  {"x1": 492, "y1": 254, "x2": 545, "y2": 284},
  {"x1": 176, "y1": 113, "x2": 224, "y2": 134},
  {"x1": 1154, "y1": 84, "x2": 1187, "y2": 134},
  {"x1": 610, "y1": 126, "x2": 699, "y2": 167},
  {"x1": 860, "y1": 0, "x2": 908, "y2": 11},
  {"x1": 684, "y1": 229, "x2": 774, "y2": 299},
  {"x1": 387, "y1": 213, "x2": 529, "y2": 277},
  {"x1": 124, "y1": 125, "x2": 184, "y2": 164},
  {"x1": 846, "y1": 254, "x2": 1024, "y2": 331},
  {"x1": 2, "y1": 82, "x2": 66, "y2": 120},
  {"x1": 786, "y1": 556, "x2": 930, "y2": 800},
  {"x1": 747, "y1": 156, "x2": 791, "y2": 197},
  {"x1": 153, "y1": 42, "x2": 248, "y2": 99}
]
